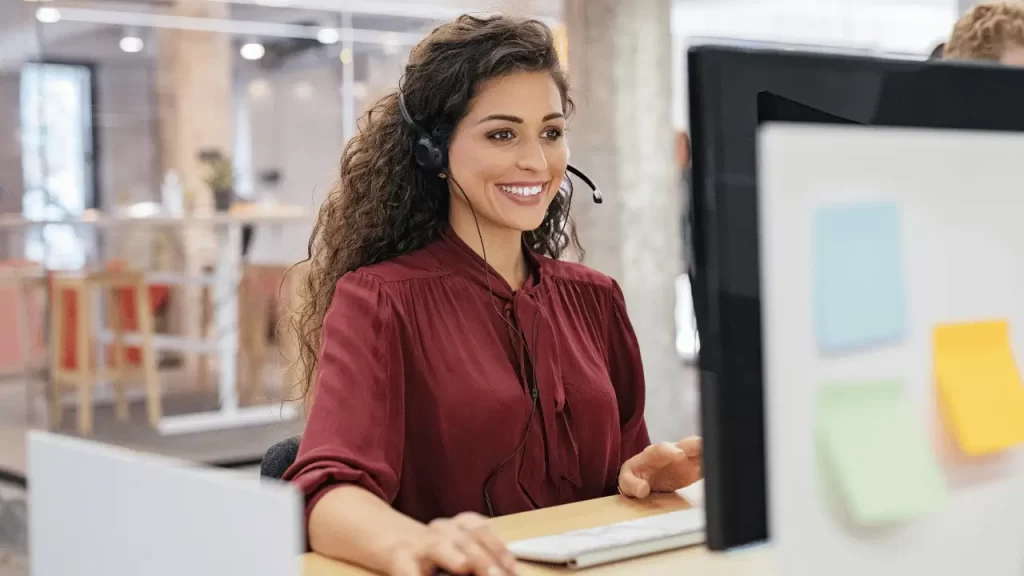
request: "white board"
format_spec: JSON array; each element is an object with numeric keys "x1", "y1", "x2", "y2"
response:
[
  {"x1": 28, "y1": 431, "x2": 303, "y2": 576},
  {"x1": 759, "y1": 123, "x2": 1024, "y2": 576}
]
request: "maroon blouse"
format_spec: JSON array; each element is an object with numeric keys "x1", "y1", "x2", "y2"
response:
[{"x1": 283, "y1": 227, "x2": 651, "y2": 526}]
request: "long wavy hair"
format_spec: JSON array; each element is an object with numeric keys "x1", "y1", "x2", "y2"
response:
[{"x1": 289, "y1": 14, "x2": 581, "y2": 406}]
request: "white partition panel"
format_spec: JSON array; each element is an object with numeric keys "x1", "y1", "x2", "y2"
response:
[{"x1": 759, "y1": 123, "x2": 1024, "y2": 576}]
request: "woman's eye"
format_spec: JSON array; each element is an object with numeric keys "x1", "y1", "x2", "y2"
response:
[
  {"x1": 489, "y1": 129, "x2": 515, "y2": 141},
  {"x1": 544, "y1": 128, "x2": 564, "y2": 140}
]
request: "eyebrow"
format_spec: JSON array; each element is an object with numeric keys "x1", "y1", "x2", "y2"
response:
[{"x1": 478, "y1": 112, "x2": 565, "y2": 124}]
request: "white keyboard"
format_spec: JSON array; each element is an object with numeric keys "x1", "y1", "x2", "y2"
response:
[{"x1": 508, "y1": 508, "x2": 706, "y2": 569}]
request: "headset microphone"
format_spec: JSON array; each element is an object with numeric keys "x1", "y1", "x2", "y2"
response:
[{"x1": 565, "y1": 164, "x2": 602, "y2": 204}]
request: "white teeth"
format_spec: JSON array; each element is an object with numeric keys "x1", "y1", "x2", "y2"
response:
[{"x1": 499, "y1": 185, "x2": 544, "y2": 197}]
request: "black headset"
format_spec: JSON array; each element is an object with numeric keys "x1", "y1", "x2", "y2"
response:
[{"x1": 397, "y1": 90, "x2": 603, "y2": 204}]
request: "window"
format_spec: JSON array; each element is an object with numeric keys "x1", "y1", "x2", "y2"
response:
[{"x1": 20, "y1": 62, "x2": 95, "y2": 270}]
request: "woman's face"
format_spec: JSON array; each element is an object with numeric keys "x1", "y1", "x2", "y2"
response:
[{"x1": 445, "y1": 70, "x2": 568, "y2": 234}]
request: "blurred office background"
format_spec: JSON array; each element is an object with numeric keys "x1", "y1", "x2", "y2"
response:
[{"x1": 0, "y1": 0, "x2": 969, "y2": 572}]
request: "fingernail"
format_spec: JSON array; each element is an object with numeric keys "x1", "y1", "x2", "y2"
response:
[{"x1": 486, "y1": 566, "x2": 503, "y2": 576}]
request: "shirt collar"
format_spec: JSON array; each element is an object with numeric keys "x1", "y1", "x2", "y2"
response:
[{"x1": 429, "y1": 224, "x2": 544, "y2": 300}]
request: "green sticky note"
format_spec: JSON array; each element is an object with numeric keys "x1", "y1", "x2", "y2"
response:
[{"x1": 817, "y1": 380, "x2": 947, "y2": 526}]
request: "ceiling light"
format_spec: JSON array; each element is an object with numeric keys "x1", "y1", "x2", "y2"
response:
[
  {"x1": 249, "y1": 79, "x2": 271, "y2": 100},
  {"x1": 35, "y1": 7, "x2": 61, "y2": 23},
  {"x1": 382, "y1": 32, "x2": 400, "y2": 56},
  {"x1": 240, "y1": 42, "x2": 265, "y2": 61},
  {"x1": 119, "y1": 36, "x2": 144, "y2": 53},
  {"x1": 317, "y1": 28, "x2": 339, "y2": 45}
]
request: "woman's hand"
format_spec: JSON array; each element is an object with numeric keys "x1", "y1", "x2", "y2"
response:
[
  {"x1": 617, "y1": 436, "x2": 703, "y2": 499},
  {"x1": 389, "y1": 511, "x2": 517, "y2": 576}
]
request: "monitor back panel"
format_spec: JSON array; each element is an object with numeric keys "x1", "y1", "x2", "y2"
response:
[{"x1": 28, "y1": 431, "x2": 303, "y2": 576}]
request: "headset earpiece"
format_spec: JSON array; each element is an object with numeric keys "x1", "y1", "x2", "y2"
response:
[
  {"x1": 398, "y1": 90, "x2": 447, "y2": 176},
  {"x1": 413, "y1": 136, "x2": 447, "y2": 176}
]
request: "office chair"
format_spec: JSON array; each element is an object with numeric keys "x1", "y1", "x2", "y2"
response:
[{"x1": 260, "y1": 435, "x2": 301, "y2": 480}]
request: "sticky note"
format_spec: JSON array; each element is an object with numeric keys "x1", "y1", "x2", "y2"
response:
[
  {"x1": 817, "y1": 380, "x2": 947, "y2": 526},
  {"x1": 813, "y1": 202, "x2": 906, "y2": 352},
  {"x1": 934, "y1": 320, "x2": 1024, "y2": 455}
]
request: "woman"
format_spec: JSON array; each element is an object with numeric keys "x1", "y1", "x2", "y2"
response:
[
  {"x1": 284, "y1": 14, "x2": 703, "y2": 576},
  {"x1": 944, "y1": 1, "x2": 1024, "y2": 64}
]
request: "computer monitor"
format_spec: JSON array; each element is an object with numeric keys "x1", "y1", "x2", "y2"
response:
[{"x1": 687, "y1": 44, "x2": 1024, "y2": 551}]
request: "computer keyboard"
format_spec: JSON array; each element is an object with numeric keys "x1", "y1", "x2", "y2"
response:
[{"x1": 509, "y1": 508, "x2": 706, "y2": 558}]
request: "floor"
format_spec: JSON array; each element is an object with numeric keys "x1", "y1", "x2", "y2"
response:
[
  {"x1": 0, "y1": 363, "x2": 305, "y2": 481},
  {"x1": 0, "y1": 477, "x2": 27, "y2": 576}
]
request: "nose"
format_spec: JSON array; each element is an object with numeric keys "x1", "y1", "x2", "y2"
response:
[{"x1": 516, "y1": 137, "x2": 549, "y2": 173}]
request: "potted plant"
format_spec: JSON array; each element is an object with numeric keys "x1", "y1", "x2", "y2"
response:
[{"x1": 198, "y1": 148, "x2": 235, "y2": 211}]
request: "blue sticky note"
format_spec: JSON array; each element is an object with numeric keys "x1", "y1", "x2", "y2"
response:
[{"x1": 813, "y1": 202, "x2": 906, "y2": 352}]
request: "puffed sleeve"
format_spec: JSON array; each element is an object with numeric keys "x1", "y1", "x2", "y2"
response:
[
  {"x1": 282, "y1": 271, "x2": 405, "y2": 524},
  {"x1": 606, "y1": 280, "x2": 652, "y2": 469}
]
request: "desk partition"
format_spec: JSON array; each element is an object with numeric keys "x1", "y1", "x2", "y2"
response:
[{"x1": 759, "y1": 124, "x2": 1024, "y2": 576}]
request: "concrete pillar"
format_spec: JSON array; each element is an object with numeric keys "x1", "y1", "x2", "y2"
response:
[
  {"x1": 155, "y1": 0, "x2": 234, "y2": 210},
  {"x1": 154, "y1": 0, "x2": 234, "y2": 372},
  {"x1": 564, "y1": 0, "x2": 687, "y2": 442}
]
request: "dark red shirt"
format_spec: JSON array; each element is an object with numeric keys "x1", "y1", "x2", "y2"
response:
[{"x1": 284, "y1": 227, "x2": 651, "y2": 525}]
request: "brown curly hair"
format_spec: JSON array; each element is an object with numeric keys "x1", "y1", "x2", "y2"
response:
[
  {"x1": 288, "y1": 14, "x2": 579, "y2": 406},
  {"x1": 945, "y1": 1, "x2": 1024, "y2": 60}
]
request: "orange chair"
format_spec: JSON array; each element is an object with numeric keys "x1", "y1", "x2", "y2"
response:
[
  {"x1": 49, "y1": 266, "x2": 165, "y2": 436},
  {"x1": 0, "y1": 260, "x2": 46, "y2": 425}
]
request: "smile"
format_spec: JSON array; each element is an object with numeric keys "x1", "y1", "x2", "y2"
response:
[{"x1": 498, "y1": 183, "x2": 545, "y2": 197}]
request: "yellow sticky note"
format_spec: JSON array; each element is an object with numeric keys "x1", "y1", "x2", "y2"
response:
[{"x1": 934, "y1": 320, "x2": 1024, "y2": 455}]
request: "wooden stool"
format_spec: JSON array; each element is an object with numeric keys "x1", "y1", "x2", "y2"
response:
[
  {"x1": 198, "y1": 264, "x2": 292, "y2": 403},
  {"x1": 49, "y1": 269, "x2": 162, "y2": 436},
  {"x1": 0, "y1": 261, "x2": 46, "y2": 426}
]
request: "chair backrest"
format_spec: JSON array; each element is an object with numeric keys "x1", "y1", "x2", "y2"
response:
[{"x1": 261, "y1": 435, "x2": 302, "y2": 480}]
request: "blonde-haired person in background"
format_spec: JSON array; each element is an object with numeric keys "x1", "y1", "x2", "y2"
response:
[{"x1": 945, "y1": 1, "x2": 1024, "y2": 65}]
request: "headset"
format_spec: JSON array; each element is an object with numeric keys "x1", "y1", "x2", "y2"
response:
[
  {"x1": 397, "y1": 90, "x2": 603, "y2": 204},
  {"x1": 397, "y1": 87, "x2": 603, "y2": 516}
]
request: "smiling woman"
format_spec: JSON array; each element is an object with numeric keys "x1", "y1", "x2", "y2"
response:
[{"x1": 283, "y1": 13, "x2": 702, "y2": 576}]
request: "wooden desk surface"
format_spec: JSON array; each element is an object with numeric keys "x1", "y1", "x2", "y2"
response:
[{"x1": 302, "y1": 493, "x2": 776, "y2": 575}]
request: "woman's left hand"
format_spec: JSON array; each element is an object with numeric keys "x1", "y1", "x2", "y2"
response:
[{"x1": 617, "y1": 436, "x2": 703, "y2": 499}]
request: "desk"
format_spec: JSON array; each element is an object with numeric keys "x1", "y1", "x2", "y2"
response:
[{"x1": 302, "y1": 494, "x2": 776, "y2": 575}]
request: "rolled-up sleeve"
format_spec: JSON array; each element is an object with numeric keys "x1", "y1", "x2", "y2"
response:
[{"x1": 282, "y1": 271, "x2": 405, "y2": 524}]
